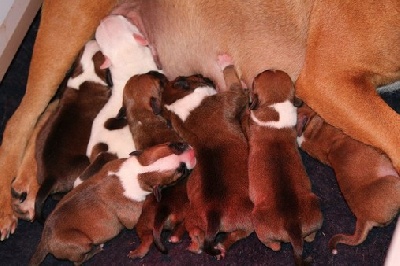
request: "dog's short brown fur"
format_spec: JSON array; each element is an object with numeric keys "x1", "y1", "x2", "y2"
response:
[
  {"x1": 122, "y1": 71, "x2": 190, "y2": 258},
  {"x1": 247, "y1": 70, "x2": 323, "y2": 264},
  {"x1": 29, "y1": 142, "x2": 196, "y2": 265},
  {"x1": 34, "y1": 41, "x2": 111, "y2": 221},
  {"x1": 11, "y1": 100, "x2": 59, "y2": 222},
  {"x1": 162, "y1": 74, "x2": 253, "y2": 258},
  {"x1": 297, "y1": 104, "x2": 400, "y2": 254},
  {"x1": 1, "y1": 0, "x2": 399, "y2": 240}
]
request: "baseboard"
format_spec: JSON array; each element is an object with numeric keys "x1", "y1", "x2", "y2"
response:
[{"x1": 0, "y1": 0, "x2": 42, "y2": 81}]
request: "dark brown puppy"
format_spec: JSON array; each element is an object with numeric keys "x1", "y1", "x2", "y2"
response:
[
  {"x1": 162, "y1": 74, "x2": 253, "y2": 259},
  {"x1": 297, "y1": 104, "x2": 400, "y2": 254},
  {"x1": 122, "y1": 71, "x2": 190, "y2": 258},
  {"x1": 34, "y1": 40, "x2": 111, "y2": 221},
  {"x1": 247, "y1": 70, "x2": 322, "y2": 265},
  {"x1": 29, "y1": 142, "x2": 196, "y2": 265}
]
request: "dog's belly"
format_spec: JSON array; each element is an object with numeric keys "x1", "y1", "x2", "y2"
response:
[{"x1": 116, "y1": 0, "x2": 310, "y2": 90}]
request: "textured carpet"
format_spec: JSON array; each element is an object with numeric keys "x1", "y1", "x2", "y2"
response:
[{"x1": 0, "y1": 11, "x2": 399, "y2": 266}]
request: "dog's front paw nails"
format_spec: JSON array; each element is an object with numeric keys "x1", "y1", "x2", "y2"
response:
[
  {"x1": 0, "y1": 213, "x2": 18, "y2": 241},
  {"x1": 214, "y1": 243, "x2": 226, "y2": 260}
]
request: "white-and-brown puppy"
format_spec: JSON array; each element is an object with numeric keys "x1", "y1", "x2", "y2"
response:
[
  {"x1": 162, "y1": 74, "x2": 253, "y2": 259},
  {"x1": 247, "y1": 70, "x2": 323, "y2": 265},
  {"x1": 29, "y1": 142, "x2": 196, "y2": 265},
  {"x1": 85, "y1": 14, "x2": 159, "y2": 164},
  {"x1": 121, "y1": 71, "x2": 190, "y2": 258},
  {"x1": 297, "y1": 104, "x2": 400, "y2": 254},
  {"x1": 34, "y1": 40, "x2": 111, "y2": 221}
]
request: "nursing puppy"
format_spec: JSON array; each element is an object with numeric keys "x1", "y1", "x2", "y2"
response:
[
  {"x1": 122, "y1": 72, "x2": 190, "y2": 258},
  {"x1": 297, "y1": 104, "x2": 400, "y2": 254},
  {"x1": 162, "y1": 74, "x2": 253, "y2": 258},
  {"x1": 34, "y1": 40, "x2": 111, "y2": 221},
  {"x1": 29, "y1": 142, "x2": 196, "y2": 265},
  {"x1": 247, "y1": 70, "x2": 323, "y2": 264},
  {"x1": 85, "y1": 14, "x2": 158, "y2": 163}
]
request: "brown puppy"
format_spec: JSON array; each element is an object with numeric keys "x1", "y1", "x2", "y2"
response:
[
  {"x1": 247, "y1": 70, "x2": 323, "y2": 264},
  {"x1": 297, "y1": 104, "x2": 400, "y2": 254},
  {"x1": 1, "y1": 0, "x2": 400, "y2": 241},
  {"x1": 29, "y1": 142, "x2": 196, "y2": 265},
  {"x1": 162, "y1": 74, "x2": 253, "y2": 259},
  {"x1": 34, "y1": 40, "x2": 111, "y2": 221},
  {"x1": 122, "y1": 71, "x2": 190, "y2": 258}
]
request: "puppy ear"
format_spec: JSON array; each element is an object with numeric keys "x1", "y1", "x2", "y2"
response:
[
  {"x1": 133, "y1": 33, "x2": 149, "y2": 46},
  {"x1": 130, "y1": 150, "x2": 143, "y2": 156},
  {"x1": 150, "y1": 97, "x2": 162, "y2": 115},
  {"x1": 249, "y1": 93, "x2": 259, "y2": 110},
  {"x1": 100, "y1": 56, "x2": 112, "y2": 69}
]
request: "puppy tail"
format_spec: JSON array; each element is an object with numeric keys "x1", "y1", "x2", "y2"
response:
[
  {"x1": 203, "y1": 210, "x2": 221, "y2": 257},
  {"x1": 34, "y1": 177, "x2": 56, "y2": 223},
  {"x1": 29, "y1": 240, "x2": 48, "y2": 266},
  {"x1": 152, "y1": 206, "x2": 171, "y2": 254},
  {"x1": 329, "y1": 220, "x2": 372, "y2": 255},
  {"x1": 287, "y1": 222, "x2": 304, "y2": 266}
]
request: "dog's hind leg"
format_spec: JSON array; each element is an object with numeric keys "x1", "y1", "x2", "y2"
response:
[{"x1": 0, "y1": 0, "x2": 116, "y2": 239}]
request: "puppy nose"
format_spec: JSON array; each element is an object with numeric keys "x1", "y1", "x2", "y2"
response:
[{"x1": 169, "y1": 142, "x2": 189, "y2": 154}]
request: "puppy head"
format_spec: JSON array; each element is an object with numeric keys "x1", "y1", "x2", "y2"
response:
[
  {"x1": 132, "y1": 142, "x2": 196, "y2": 201},
  {"x1": 251, "y1": 70, "x2": 295, "y2": 110},
  {"x1": 123, "y1": 71, "x2": 168, "y2": 115},
  {"x1": 67, "y1": 40, "x2": 111, "y2": 89},
  {"x1": 95, "y1": 15, "x2": 150, "y2": 69},
  {"x1": 248, "y1": 70, "x2": 298, "y2": 126}
]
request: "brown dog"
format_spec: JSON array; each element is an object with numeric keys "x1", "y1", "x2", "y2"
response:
[
  {"x1": 162, "y1": 74, "x2": 253, "y2": 258},
  {"x1": 297, "y1": 104, "x2": 400, "y2": 254},
  {"x1": 11, "y1": 100, "x2": 59, "y2": 222},
  {"x1": 247, "y1": 70, "x2": 323, "y2": 264},
  {"x1": 121, "y1": 71, "x2": 191, "y2": 258},
  {"x1": 29, "y1": 142, "x2": 196, "y2": 265},
  {"x1": 34, "y1": 40, "x2": 111, "y2": 222},
  {"x1": 1, "y1": 0, "x2": 399, "y2": 240}
]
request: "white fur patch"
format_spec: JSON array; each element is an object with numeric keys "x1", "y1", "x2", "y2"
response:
[
  {"x1": 67, "y1": 40, "x2": 107, "y2": 89},
  {"x1": 250, "y1": 100, "x2": 297, "y2": 129},
  {"x1": 165, "y1": 86, "x2": 216, "y2": 121},
  {"x1": 87, "y1": 15, "x2": 159, "y2": 158},
  {"x1": 111, "y1": 153, "x2": 193, "y2": 201},
  {"x1": 73, "y1": 178, "x2": 83, "y2": 188}
]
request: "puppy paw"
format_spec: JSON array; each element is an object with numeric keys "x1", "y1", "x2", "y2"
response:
[{"x1": 11, "y1": 180, "x2": 38, "y2": 221}]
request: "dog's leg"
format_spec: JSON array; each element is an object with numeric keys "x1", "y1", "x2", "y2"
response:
[{"x1": 0, "y1": 0, "x2": 117, "y2": 240}]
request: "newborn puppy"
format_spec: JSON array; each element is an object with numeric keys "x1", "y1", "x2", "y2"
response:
[
  {"x1": 122, "y1": 71, "x2": 190, "y2": 258},
  {"x1": 85, "y1": 14, "x2": 159, "y2": 164},
  {"x1": 29, "y1": 142, "x2": 196, "y2": 265},
  {"x1": 162, "y1": 74, "x2": 253, "y2": 259},
  {"x1": 247, "y1": 70, "x2": 323, "y2": 265},
  {"x1": 297, "y1": 104, "x2": 400, "y2": 254},
  {"x1": 34, "y1": 40, "x2": 111, "y2": 221}
]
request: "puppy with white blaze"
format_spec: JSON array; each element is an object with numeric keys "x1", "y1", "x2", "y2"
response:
[
  {"x1": 29, "y1": 142, "x2": 196, "y2": 265},
  {"x1": 85, "y1": 14, "x2": 159, "y2": 163}
]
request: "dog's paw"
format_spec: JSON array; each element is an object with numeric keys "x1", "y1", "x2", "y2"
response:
[
  {"x1": 11, "y1": 181, "x2": 37, "y2": 221},
  {"x1": 0, "y1": 210, "x2": 18, "y2": 241},
  {"x1": 127, "y1": 248, "x2": 148, "y2": 259}
]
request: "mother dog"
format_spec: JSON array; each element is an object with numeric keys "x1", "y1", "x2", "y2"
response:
[{"x1": 0, "y1": 0, "x2": 399, "y2": 239}]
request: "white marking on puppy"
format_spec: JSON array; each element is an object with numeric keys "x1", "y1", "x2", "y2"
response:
[
  {"x1": 67, "y1": 40, "x2": 107, "y2": 89},
  {"x1": 111, "y1": 151, "x2": 196, "y2": 201},
  {"x1": 165, "y1": 86, "x2": 216, "y2": 121},
  {"x1": 250, "y1": 100, "x2": 297, "y2": 129}
]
